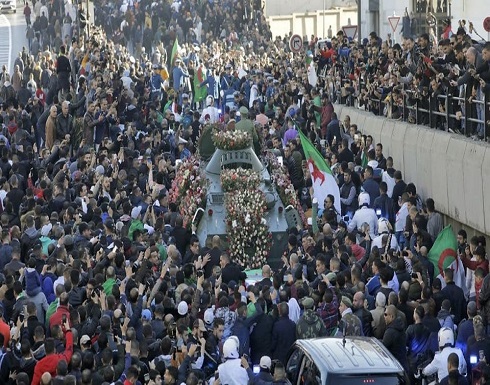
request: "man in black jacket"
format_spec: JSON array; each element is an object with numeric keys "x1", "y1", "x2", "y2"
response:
[
  {"x1": 56, "y1": 45, "x2": 71, "y2": 92},
  {"x1": 441, "y1": 268, "x2": 466, "y2": 324},
  {"x1": 284, "y1": 143, "x2": 303, "y2": 192},
  {"x1": 382, "y1": 305, "x2": 409, "y2": 374},
  {"x1": 391, "y1": 170, "x2": 407, "y2": 213},
  {"x1": 203, "y1": 318, "x2": 224, "y2": 377},
  {"x1": 353, "y1": 291, "x2": 373, "y2": 337},
  {"x1": 220, "y1": 253, "x2": 246, "y2": 285},
  {"x1": 271, "y1": 302, "x2": 296, "y2": 365},
  {"x1": 374, "y1": 181, "x2": 395, "y2": 226}
]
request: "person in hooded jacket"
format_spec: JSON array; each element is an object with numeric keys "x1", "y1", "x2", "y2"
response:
[
  {"x1": 383, "y1": 305, "x2": 409, "y2": 374},
  {"x1": 296, "y1": 297, "x2": 326, "y2": 339},
  {"x1": 217, "y1": 336, "x2": 248, "y2": 385},
  {"x1": 348, "y1": 192, "x2": 378, "y2": 238}
]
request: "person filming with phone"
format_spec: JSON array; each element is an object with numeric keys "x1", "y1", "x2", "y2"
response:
[{"x1": 49, "y1": 292, "x2": 71, "y2": 330}]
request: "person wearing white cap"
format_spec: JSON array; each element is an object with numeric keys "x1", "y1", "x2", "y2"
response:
[
  {"x1": 241, "y1": 355, "x2": 274, "y2": 384},
  {"x1": 177, "y1": 137, "x2": 191, "y2": 160},
  {"x1": 217, "y1": 336, "x2": 248, "y2": 385},
  {"x1": 150, "y1": 64, "x2": 164, "y2": 101},
  {"x1": 199, "y1": 95, "x2": 220, "y2": 124},
  {"x1": 347, "y1": 192, "x2": 378, "y2": 238}
]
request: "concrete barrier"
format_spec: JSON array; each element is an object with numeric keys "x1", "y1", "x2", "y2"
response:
[
  {"x1": 403, "y1": 124, "x2": 420, "y2": 188},
  {"x1": 390, "y1": 121, "x2": 409, "y2": 175},
  {"x1": 336, "y1": 105, "x2": 489, "y2": 236},
  {"x1": 416, "y1": 129, "x2": 435, "y2": 201},
  {"x1": 362, "y1": 114, "x2": 384, "y2": 141},
  {"x1": 380, "y1": 120, "x2": 395, "y2": 157},
  {"x1": 483, "y1": 148, "x2": 490, "y2": 235},
  {"x1": 446, "y1": 138, "x2": 467, "y2": 225},
  {"x1": 337, "y1": 106, "x2": 348, "y2": 123},
  {"x1": 462, "y1": 142, "x2": 486, "y2": 232},
  {"x1": 430, "y1": 131, "x2": 450, "y2": 215}
]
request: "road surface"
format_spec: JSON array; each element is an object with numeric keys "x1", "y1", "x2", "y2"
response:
[{"x1": 0, "y1": 6, "x2": 27, "y2": 75}]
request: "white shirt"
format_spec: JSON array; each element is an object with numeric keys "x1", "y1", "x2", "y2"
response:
[
  {"x1": 382, "y1": 171, "x2": 396, "y2": 198},
  {"x1": 395, "y1": 203, "x2": 409, "y2": 232},
  {"x1": 288, "y1": 297, "x2": 301, "y2": 323},
  {"x1": 217, "y1": 359, "x2": 249, "y2": 385},
  {"x1": 371, "y1": 234, "x2": 399, "y2": 251},
  {"x1": 423, "y1": 347, "x2": 466, "y2": 381},
  {"x1": 200, "y1": 106, "x2": 220, "y2": 124},
  {"x1": 348, "y1": 206, "x2": 378, "y2": 238}
]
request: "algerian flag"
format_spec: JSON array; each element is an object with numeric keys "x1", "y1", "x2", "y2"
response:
[
  {"x1": 299, "y1": 130, "x2": 341, "y2": 214},
  {"x1": 428, "y1": 225, "x2": 458, "y2": 279},
  {"x1": 306, "y1": 50, "x2": 313, "y2": 66},
  {"x1": 307, "y1": 63, "x2": 317, "y2": 87},
  {"x1": 361, "y1": 150, "x2": 368, "y2": 168},
  {"x1": 170, "y1": 37, "x2": 179, "y2": 66}
]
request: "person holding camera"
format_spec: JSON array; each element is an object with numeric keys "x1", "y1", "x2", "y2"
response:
[
  {"x1": 49, "y1": 292, "x2": 71, "y2": 330},
  {"x1": 31, "y1": 317, "x2": 73, "y2": 385}
]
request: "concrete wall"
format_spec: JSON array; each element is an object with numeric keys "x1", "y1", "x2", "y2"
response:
[
  {"x1": 335, "y1": 105, "x2": 490, "y2": 238},
  {"x1": 267, "y1": 8, "x2": 358, "y2": 39},
  {"x1": 265, "y1": 0, "x2": 357, "y2": 17}
]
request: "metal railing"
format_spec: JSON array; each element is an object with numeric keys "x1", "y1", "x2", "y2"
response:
[{"x1": 333, "y1": 78, "x2": 490, "y2": 141}]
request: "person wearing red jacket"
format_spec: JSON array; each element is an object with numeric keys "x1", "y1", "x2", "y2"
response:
[
  {"x1": 31, "y1": 318, "x2": 73, "y2": 385},
  {"x1": 462, "y1": 246, "x2": 489, "y2": 275},
  {"x1": 49, "y1": 292, "x2": 71, "y2": 330}
]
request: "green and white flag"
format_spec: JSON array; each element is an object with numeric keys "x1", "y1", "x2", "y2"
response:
[
  {"x1": 170, "y1": 37, "x2": 179, "y2": 66},
  {"x1": 299, "y1": 130, "x2": 341, "y2": 213},
  {"x1": 361, "y1": 150, "x2": 368, "y2": 168}
]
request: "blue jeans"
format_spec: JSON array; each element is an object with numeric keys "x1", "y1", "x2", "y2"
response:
[{"x1": 395, "y1": 231, "x2": 406, "y2": 250}]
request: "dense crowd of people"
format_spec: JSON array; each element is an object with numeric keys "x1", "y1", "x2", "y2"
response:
[
  {"x1": 0, "y1": 1, "x2": 487, "y2": 385},
  {"x1": 320, "y1": 26, "x2": 490, "y2": 140}
]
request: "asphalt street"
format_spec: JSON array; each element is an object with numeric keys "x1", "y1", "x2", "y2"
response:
[{"x1": 0, "y1": 3, "x2": 27, "y2": 74}]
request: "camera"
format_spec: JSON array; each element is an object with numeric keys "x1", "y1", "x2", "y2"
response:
[
  {"x1": 196, "y1": 270, "x2": 204, "y2": 278},
  {"x1": 411, "y1": 273, "x2": 418, "y2": 279},
  {"x1": 62, "y1": 314, "x2": 67, "y2": 323}
]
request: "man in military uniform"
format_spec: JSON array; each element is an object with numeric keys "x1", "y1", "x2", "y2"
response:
[
  {"x1": 337, "y1": 296, "x2": 363, "y2": 336},
  {"x1": 235, "y1": 106, "x2": 260, "y2": 153},
  {"x1": 296, "y1": 297, "x2": 327, "y2": 339}
]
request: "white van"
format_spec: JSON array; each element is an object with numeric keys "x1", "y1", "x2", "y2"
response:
[{"x1": 286, "y1": 337, "x2": 406, "y2": 385}]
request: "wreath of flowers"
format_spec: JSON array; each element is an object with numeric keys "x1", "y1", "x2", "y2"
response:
[
  {"x1": 220, "y1": 167, "x2": 261, "y2": 193},
  {"x1": 213, "y1": 129, "x2": 252, "y2": 151},
  {"x1": 224, "y1": 187, "x2": 272, "y2": 268},
  {"x1": 266, "y1": 152, "x2": 308, "y2": 226},
  {"x1": 169, "y1": 157, "x2": 208, "y2": 228}
]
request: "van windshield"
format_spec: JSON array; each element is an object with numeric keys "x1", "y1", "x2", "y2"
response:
[{"x1": 333, "y1": 375, "x2": 402, "y2": 385}]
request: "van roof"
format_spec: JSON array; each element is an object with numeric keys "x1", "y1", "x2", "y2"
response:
[{"x1": 295, "y1": 337, "x2": 404, "y2": 375}]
